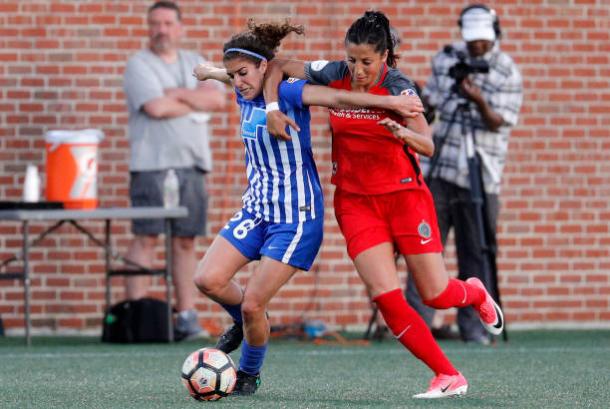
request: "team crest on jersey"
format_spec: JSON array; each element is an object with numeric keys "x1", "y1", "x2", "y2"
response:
[
  {"x1": 241, "y1": 106, "x2": 267, "y2": 140},
  {"x1": 401, "y1": 88, "x2": 417, "y2": 96},
  {"x1": 310, "y1": 60, "x2": 329, "y2": 71},
  {"x1": 418, "y1": 220, "x2": 432, "y2": 239}
]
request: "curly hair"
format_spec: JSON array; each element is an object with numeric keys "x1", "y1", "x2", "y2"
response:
[
  {"x1": 345, "y1": 10, "x2": 399, "y2": 68},
  {"x1": 223, "y1": 19, "x2": 304, "y2": 66}
]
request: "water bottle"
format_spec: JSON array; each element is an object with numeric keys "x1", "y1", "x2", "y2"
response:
[
  {"x1": 163, "y1": 169, "x2": 180, "y2": 208},
  {"x1": 23, "y1": 164, "x2": 41, "y2": 202},
  {"x1": 303, "y1": 319, "x2": 327, "y2": 339}
]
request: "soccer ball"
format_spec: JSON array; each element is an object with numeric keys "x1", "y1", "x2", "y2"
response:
[{"x1": 181, "y1": 347, "x2": 237, "y2": 401}]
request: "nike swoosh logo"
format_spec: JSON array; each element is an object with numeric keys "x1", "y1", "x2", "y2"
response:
[
  {"x1": 440, "y1": 382, "x2": 453, "y2": 393},
  {"x1": 395, "y1": 324, "x2": 412, "y2": 339},
  {"x1": 420, "y1": 238, "x2": 433, "y2": 245},
  {"x1": 493, "y1": 305, "x2": 503, "y2": 329}
]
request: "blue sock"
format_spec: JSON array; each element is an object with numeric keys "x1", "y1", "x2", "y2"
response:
[
  {"x1": 239, "y1": 340, "x2": 267, "y2": 376},
  {"x1": 220, "y1": 303, "x2": 242, "y2": 324}
]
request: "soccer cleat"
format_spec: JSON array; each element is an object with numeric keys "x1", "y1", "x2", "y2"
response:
[
  {"x1": 232, "y1": 370, "x2": 261, "y2": 396},
  {"x1": 413, "y1": 372, "x2": 468, "y2": 399},
  {"x1": 467, "y1": 277, "x2": 504, "y2": 335},
  {"x1": 215, "y1": 321, "x2": 244, "y2": 354}
]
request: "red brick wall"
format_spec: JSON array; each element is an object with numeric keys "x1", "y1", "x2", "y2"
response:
[{"x1": 1, "y1": 1, "x2": 608, "y2": 333}]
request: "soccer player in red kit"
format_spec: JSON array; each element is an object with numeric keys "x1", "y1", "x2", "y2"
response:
[{"x1": 264, "y1": 11, "x2": 504, "y2": 399}]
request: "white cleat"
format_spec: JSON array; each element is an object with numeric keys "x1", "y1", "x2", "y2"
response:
[
  {"x1": 413, "y1": 372, "x2": 468, "y2": 399},
  {"x1": 467, "y1": 277, "x2": 504, "y2": 335}
]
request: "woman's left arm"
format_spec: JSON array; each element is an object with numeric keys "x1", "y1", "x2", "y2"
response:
[{"x1": 378, "y1": 114, "x2": 434, "y2": 157}]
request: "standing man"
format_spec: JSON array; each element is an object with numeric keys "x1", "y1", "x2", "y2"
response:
[
  {"x1": 123, "y1": 1, "x2": 225, "y2": 340},
  {"x1": 406, "y1": 4, "x2": 522, "y2": 344}
]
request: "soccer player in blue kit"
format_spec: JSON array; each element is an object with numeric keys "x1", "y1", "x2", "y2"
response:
[{"x1": 192, "y1": 20, "x2": 425, "y2": 395}]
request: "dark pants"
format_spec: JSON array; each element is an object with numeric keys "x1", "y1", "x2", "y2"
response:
[
  {"x1": 406, "y1": 178, "x2": 499, "y2": 342},
  {"x1": 130, "y1": 168, "x2": 208, "y2": 237}
]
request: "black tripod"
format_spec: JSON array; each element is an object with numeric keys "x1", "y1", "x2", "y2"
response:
[
  {"x1": 363, "y1": 93, "x2": 507, "y2": 342},
  {"x1": 428, "y1": 95, "x2": 507, "y2": 342}
]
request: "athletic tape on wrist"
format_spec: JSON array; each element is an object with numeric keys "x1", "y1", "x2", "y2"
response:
[{"x1": 265, "y1": 102, "x2": 280, "y2": 114}]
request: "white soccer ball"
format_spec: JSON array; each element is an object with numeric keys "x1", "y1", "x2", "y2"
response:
[{"x1": 181, "y1": 347, "x2": 237, "y2": 401}]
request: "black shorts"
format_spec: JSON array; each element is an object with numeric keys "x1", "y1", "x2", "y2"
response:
[{"x1": 129, "y1": 168, "x2": 208, "y2": 237}]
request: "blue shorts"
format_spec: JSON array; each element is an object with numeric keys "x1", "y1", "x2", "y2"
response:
[{"x1": 219, "y1": 209, "x2": 323, "y2": 271}]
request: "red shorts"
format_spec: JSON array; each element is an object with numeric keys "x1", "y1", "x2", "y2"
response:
[{"x1": 333, "y1": 187, "x2": 443, "y2": 259}]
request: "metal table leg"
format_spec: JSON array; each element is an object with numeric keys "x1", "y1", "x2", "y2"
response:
[
  {"x1": 23, "y1": 220, "x2": 31, "y2": 347},
  {"x1": 104, "y1": 220, "x2": 111, "y2": 311},
  {"x1": 164, "y1": 218, "x2": 174, "y2": 342}
]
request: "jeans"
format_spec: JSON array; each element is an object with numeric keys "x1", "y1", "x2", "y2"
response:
[{"x1": 406, "y1": 178, "x2": 499, "y2": 341}]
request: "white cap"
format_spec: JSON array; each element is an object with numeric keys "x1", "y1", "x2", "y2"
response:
[{"x1": 461, "y1": 8, "x2": 496, "y2": 42}]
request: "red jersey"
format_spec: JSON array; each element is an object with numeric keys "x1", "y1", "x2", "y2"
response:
[{"x1": 305, "y1": 60, "x2": 424, "y2": 195}]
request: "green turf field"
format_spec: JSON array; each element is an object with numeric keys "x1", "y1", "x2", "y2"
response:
[{"x1": 1, "y1": 330, "x2": 608, "y2": 408}]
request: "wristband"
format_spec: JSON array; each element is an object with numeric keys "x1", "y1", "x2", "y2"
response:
[{"x1": 265, "y1": 102, "x2": 280, "y2": 114}]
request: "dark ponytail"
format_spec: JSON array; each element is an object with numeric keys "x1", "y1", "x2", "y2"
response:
[
  {"x1": 345, "y1": 10, "x2": 399, "y2": 68},
  {"x1": 223, "y1": 19, "x2": 304, "y2": 66}
]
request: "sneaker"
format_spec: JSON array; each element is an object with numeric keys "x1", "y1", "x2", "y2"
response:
[
  {"x1": 232, "y1": 370, "x2": 261, "y2": 396},
  {"x1": 464, "y1": 334, "x2": 491, "y2": 346},
  {"x1": 174, "y1": 309, "x2": 204, "y2": 341},
  {"x1": 467, "y1": 277, "x2": 504, "y2": 335},
  {"x1": 431, "y1": 324, "x2": 460, "y2": 341},
  {"x1": 413, "y1": 372, "x2": 468, "y2": 399},
  {"x1": 215, "y1": 321, "x2": 244, "y2": 354}
]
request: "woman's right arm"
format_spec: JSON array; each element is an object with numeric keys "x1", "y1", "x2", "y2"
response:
[
  {"x1": 263, "y1": 59, "x2": 307, "y2": 104},
  {"x1": 193, "y1": 63, "x2": 231, "y2": 84},
  {"x1": 265, "y1": 59, "x2": 424, "y2": 139},
  {"x1": 301, "y1": 85, "x2": 423, "y2": 117},
  {"x1": 263, "y1": 60, "x2": 308, "y2": 140},
  {"x1": 272, "y1": 59, "x2": 307, "y2": 78}
]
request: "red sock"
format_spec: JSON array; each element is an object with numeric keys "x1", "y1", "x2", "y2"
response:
[
  {"x1": 373, "y1": 288, "x2": 458, "y2": 376},
  {"x1": 424, "y1": 278, "x2": 485, "y2": 309}
]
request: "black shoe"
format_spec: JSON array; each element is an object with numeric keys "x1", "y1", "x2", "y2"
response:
[
  {"x1": 463, "y1": 334, "x2": 491, "y2": 346},
  {"x1": 215, "y1": 321, "x2": 243, "y2": 354},
  {"x1": 232, "y1": 370, "x2": 261, "y2": 396},
  {"x1": 431, "y1": 325, "x2": 460, "y2": 341}
]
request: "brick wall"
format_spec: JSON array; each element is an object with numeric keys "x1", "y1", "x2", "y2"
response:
[{"x1": 1, "y1": 0, "x2": 608, "y2": 334}]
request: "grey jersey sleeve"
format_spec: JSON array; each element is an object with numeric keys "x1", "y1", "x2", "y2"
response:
[
  {"x1": 381, "y1": 68, "x2": 418, "y2": 97},
  {"x1": 304, "y1": 60, "x2": 349, "y2": 86}
]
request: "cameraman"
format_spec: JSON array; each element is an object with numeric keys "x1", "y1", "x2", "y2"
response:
[{"x1": 406, "y1": 4, "x2": 522, "y2": 344}]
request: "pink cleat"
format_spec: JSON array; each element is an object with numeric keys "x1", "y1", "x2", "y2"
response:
[
  {"x1": 467, "y1": 277, "x2": 504, "y2": 335},
  {"x1": 413, "y1": 372, "x2": 468, "y2": 399}
]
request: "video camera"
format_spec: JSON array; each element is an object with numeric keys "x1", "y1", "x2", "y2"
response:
[{"x1": 444, "y1": 45, "x2": 489, "y2": 91}]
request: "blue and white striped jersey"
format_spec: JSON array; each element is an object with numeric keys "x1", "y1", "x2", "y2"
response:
[{"x1": 235, "y1": 79, "x2": 323, "y2": 223}]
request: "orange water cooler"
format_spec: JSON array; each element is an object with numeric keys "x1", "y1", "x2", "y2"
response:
[{"x1": 45, "y1": 129, "x2": 104, "y2": 209}]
